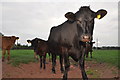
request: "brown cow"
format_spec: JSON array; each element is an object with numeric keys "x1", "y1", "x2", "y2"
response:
[
  {"x1": 0, "y1": 36, "x2": 19, "y2": 62},
  {"x1": 27, "y1": 38, "x2": 48, "y2": 69}
]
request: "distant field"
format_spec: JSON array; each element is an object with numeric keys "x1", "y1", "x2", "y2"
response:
[
  {"x1": 1, "y1": 49, "x2": 119, "y2": 68},
  {"x1": 86, "y1": 50, "x2": 119, "y2": 68}
]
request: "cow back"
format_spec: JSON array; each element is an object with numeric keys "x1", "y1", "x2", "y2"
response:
[{"x1": 48, "y1": 21, "x2": 80, "y2": 49}]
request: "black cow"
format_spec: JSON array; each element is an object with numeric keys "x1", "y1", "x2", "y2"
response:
[
  {"x1": 48, "y1": 6, "x2": 107, "y2": 80},
  {"x1": 27, "y1": 38, "x2": 64, "y2": 72},
  {"x1": 85, "y1": 42, "x2": 95, "y2": 58}
]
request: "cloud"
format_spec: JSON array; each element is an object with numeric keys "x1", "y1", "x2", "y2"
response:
[
  {"x1": 1, "y1": 0, "x2": 119, "y2": 2},
  {"x1": 1, "y1": 2, "x2": 118, "y2": 47},
  {"x1": 0, "y1": 3, "x2": 2, "y2": 32}
]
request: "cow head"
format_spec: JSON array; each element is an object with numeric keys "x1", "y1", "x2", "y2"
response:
[
  {"x1": 16, "y1": 37, "x2": 19, "y2": 40},
  {"x1": 65, "y1": 6, "x2": 107, "y2": 42},
  {"x1": 6, "y1": 36, "x2": 19, "y2": 44},
  {"x1": 27, "y1": 40, "x2": 31, "y2": 43},
  {"x1": 11, "y1": 36, "x2": 19, "y2": 41},
  {"x1": 11, "y1": 36, "x2": 19, "y2": 39},
  {"x1": 27, "y1": 38, "x2": 40, "y2": 48}
]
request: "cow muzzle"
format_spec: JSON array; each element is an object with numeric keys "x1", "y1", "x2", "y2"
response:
[
  {"x1": 27, "y1": 40, "x2": 31, "y2": 43},
  {"x1": 16, "y1": 37, "x2": 19, "y2": 40},
  {"x1": 81, "y1": 35, "x2": 91, "y2": 42}
]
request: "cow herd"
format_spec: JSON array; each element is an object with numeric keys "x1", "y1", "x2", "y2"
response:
[{"x1": 0, "y1": 6, "x2": 107, "y2": 80}]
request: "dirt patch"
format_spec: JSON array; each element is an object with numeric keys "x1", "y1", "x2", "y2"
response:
[
  {"x1": 0, "y1": 59, "x2": 2, "y2": 79},
  {"x1": 2, "y1": 59, "x2": 119, "y2": 79},
  {"x1": 86, "y1": 61, "x2": 119, "y2": 78}
]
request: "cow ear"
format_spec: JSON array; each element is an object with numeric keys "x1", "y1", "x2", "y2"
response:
[
  {"x1": 27, "y1": 40, "x2": 31, "y2": 43},
  {"x1": 65, "y1": 12, "x2": 75, "y2": 21},
  {"x1": 92, "y1": 42, "x2": 95, "y2": 44},
  {"x1": 96, "y1": 9, "x2": 107, "y2": 19},
  {"x1": 16, "y1": 37, "x2": 19, "y2": 40}
]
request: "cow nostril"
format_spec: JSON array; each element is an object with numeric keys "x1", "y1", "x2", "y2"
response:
[{"x1": 83, "y1": 36, "x2": 90, "y2": 39}]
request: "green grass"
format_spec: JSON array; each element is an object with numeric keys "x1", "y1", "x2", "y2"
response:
[
  {"x1": 8, "y1": 50, "x2": 37, "y2": 66},
  {"x1": 2, "y1": 49, "x2": 119, "y2": 68},
  {"x1": 86, "y1": 69, "x2": 99, "y2": 78},
  {"x1": 86, "y1": 50, "x2": 119, "y2": 68},
  {"x1": 7, "y1": 50, "x2": 51, "y2": 66}
]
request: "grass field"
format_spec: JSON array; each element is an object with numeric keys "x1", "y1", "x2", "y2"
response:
[
  {"x1": 1, "y1": 49, "x2": 119, "y2": 68},
  {"x1": 86, "y1": 50, "x2": 119, "y2": 68}
]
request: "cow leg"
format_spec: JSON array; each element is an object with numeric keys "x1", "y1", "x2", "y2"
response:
[
  {"x1": 63, "y1": 53, "x2": 70, "y2": 80},
  {"x1": 86, "y1": 52, "x2": 88, "y2": 58},
  {"x1": 34, "y1": 52, "x2": 36, "y2": 59},
  {"x1": 52, "y1": 54, "x2": 56, "y2": 74},
  {"x1": 90, "y1": 52, "x2": 92, "y2": 58},
  {"x1": 60, "y1": 55, "x2": 64, "y2": 73},
  {"x1": 43, "y1": 53, "x2": 46, "y2": 69},
  {"x1": 7, "y1": 50, "x2": 10, "y2": 61},
  {"x1": 34, "y1": 52, "x2": 39, "y2": 60},
  {"x1": 2, "y1": 50, "x2": 6, "y2": 62},
  {"x1": 90, "y1": 50, "x2": 93, "y2": 58},
  {"x1": 79, "y1": 48, "x2": 88, "y2": 80},
  {"x1": 48, "y1": 53, "x2": 51, "y2": 62},
  {"x1": 39, "y1": 55, "x2": 42, "y2": 69}
]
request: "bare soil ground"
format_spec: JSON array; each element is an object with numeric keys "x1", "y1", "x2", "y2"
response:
[
  {"x1": 0, "y1": 59, "x2": 2, "y2": 79},
  {"x1": 2, "y1": 59, "x2": 119, "y2": 79}
]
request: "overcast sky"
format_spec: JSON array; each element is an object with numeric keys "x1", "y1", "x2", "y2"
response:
[{"x1": 0, "y1": 0, "x2": 119, "y2": 47}]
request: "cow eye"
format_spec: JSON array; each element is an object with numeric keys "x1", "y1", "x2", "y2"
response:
[{"x1": 76, "y1": 19, "x2": 82, "y2": 24}]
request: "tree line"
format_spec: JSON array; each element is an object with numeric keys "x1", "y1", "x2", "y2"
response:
[
  {"x1": 93, "y1": 46, "x2": 120, "y2": 50},
  {"x1": 11, "y1": 43, "x2": 120, "y2": 50},
  {"x1": 12, "y1": 43, "x2": 33, "y2": 50}
]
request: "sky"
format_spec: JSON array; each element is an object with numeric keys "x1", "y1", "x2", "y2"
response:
[{"x1": 0, "y1": 0, "x2": 119, "y2": 47}]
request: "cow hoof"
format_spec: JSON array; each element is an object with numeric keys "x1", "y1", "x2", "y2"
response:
[
  {"x1": 40, "y1": 66, "x2": 42, "y2": 69},
  {"x1": 62, "y1": 76, "x2": 67, "y2": 80},
  {"x1": 62, "y1": 78, "x2": 67, "y2": 80},
  {"x1": 2, "y1": 59, "x2": 4, "y2": 62},
  {"x1": 43, "y1": 67, "x2": 46, "y2": 69},
  {"x1": 52, "y1": 68, "x2": 56, "y2": 74},
  {"x1": 61, "y1": 71, "x2": 64, "y2": 73},
  {"x1": 61, "y1": 69, "x2": 64, "y2": 73},
  {"x1": 52, "y1": 70, "x2": 56, "y2": 74}
]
